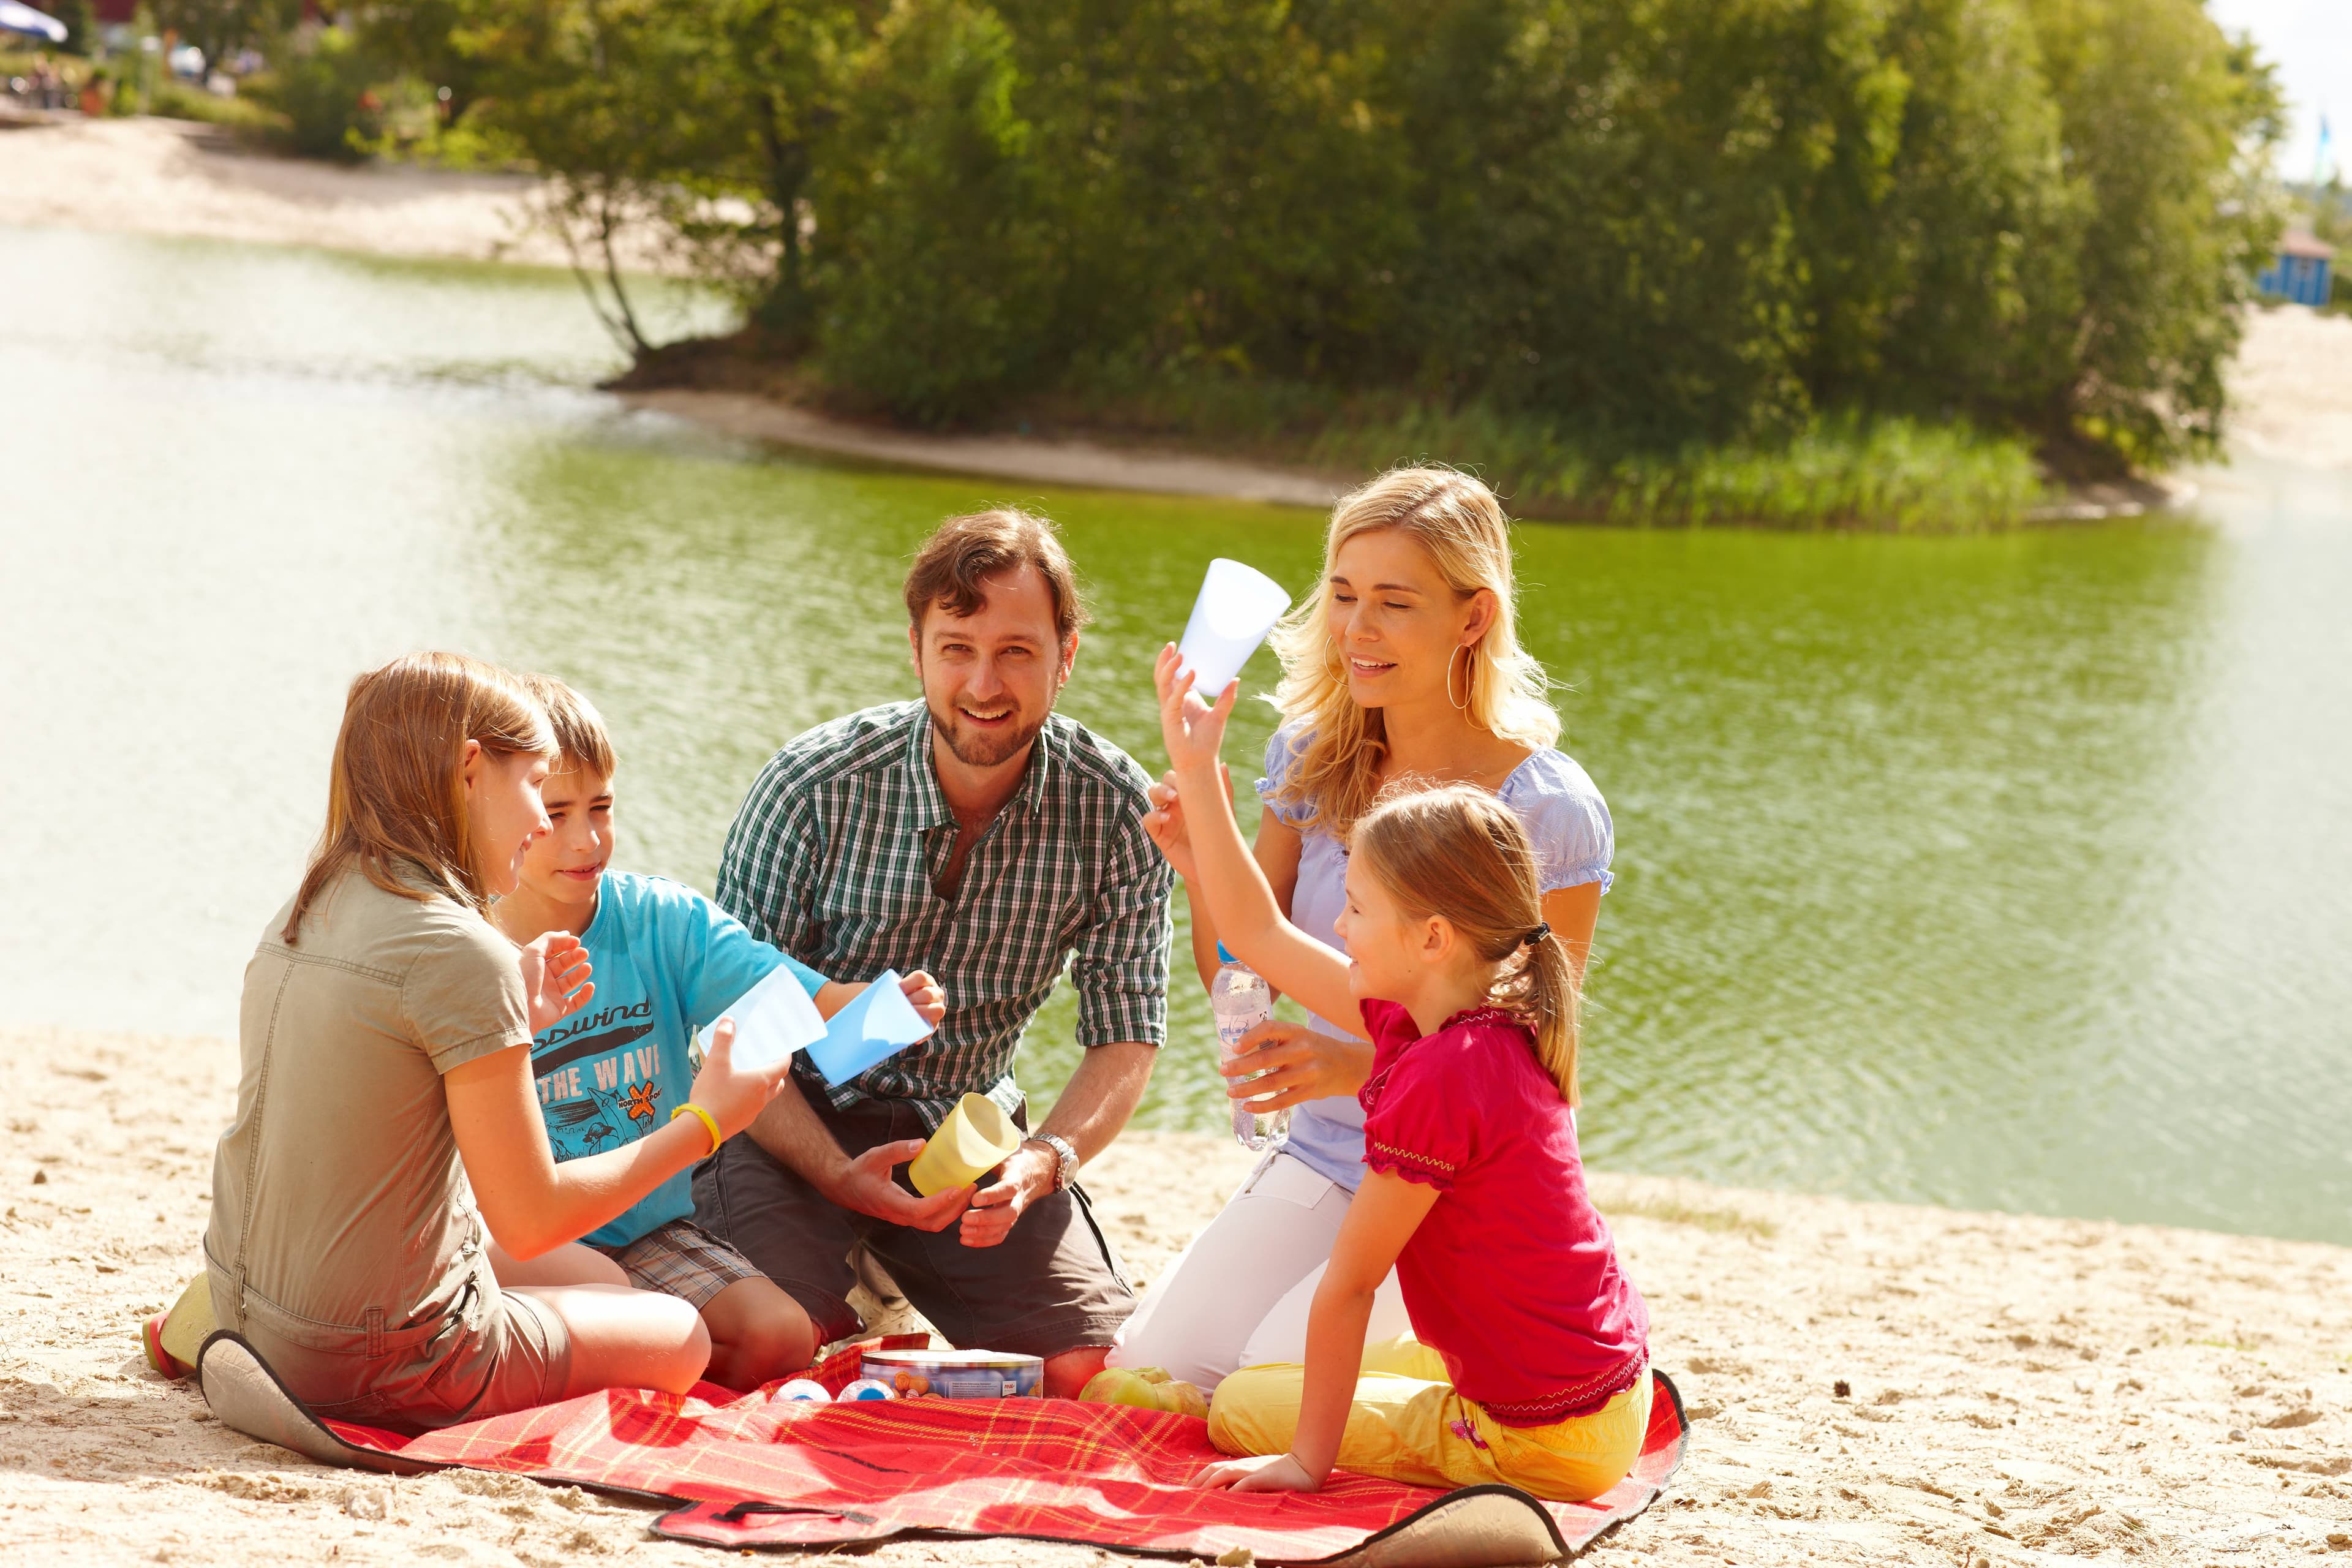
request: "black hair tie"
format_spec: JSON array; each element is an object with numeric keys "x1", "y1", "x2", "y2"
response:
[{"x1": 1523, "y1": 922, "x2": 1551, "y2": 948}]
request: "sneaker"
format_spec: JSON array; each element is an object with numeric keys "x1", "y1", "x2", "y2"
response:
[{"x1": 142, "y1": 1273, "x2": 216, "y2": 1381}]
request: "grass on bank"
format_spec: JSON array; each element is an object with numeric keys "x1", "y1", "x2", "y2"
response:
[
  {"x1": 1022, "y1": 361, "x2": 2059, "y2": 532},
  {"x1": 1302, "y1": 402, "x2": 2055, "y2": 532},
  {"x1": 626, "y1": 334, "x2": 2061, "y2": 532}
]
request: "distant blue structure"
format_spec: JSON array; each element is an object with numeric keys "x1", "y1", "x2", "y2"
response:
[{"x1": 2257, "y1": 231, "x2": 2335, "y2": 306}]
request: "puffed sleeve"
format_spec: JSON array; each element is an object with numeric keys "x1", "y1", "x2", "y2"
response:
[
  {"x1": 1254, "y1": 725, "x2": 1313, "y2": 831},
  {"x1": 1509, "y1": 753, "x2": 1615, "y2": 894}
]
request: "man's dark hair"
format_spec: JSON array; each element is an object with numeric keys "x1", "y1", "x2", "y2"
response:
[{"x1": 903, "y1": 508, "x2": 1090, "y2": 644}]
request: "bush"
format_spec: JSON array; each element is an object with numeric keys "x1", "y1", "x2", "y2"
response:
[
  {"x1": 249, "y1": 29, "x2": 383, "y2": 162},
  {"x1": 145, "y1": 78, "x2": 287, "y2": 136},
  {"x1": 811, "y1": 0, "x2": 1059, "y2": 425},
  {"x1": 792, "y1": 0, "x2": 2278, "y2": 467}
]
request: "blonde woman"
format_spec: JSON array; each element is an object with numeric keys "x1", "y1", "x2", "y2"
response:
[{"x1": 1112, "y1": 469, "x2": 1613, "y2": 1390}]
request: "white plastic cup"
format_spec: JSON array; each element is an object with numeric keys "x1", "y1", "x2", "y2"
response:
[
  {"x1": 839, "y1": 1378, "x2": 897, "y2": 1401},
  {"x1": 1176, "y1": 558, "x2": 1292, "y2": 698}
]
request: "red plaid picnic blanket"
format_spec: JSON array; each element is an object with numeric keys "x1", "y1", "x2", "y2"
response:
[{"x1": 314, "y1": 1339, "x2": 1686, "y2": 1562}]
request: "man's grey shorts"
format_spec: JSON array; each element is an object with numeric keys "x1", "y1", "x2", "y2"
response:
[{"x1": 690, "y1": 1091, "x2": 1134, "y2": 1359}]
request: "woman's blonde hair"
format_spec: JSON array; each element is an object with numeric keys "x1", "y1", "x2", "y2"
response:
[
  {"x1": 1352, "y1": 783, "x2": 1582, "y2": 1105},
  {"x1": 282, "y1": 652, "x2": 554, "y2": 944},
  {"x1": 1267, "y1": 466, "x2": 1558, "y2": 835}
]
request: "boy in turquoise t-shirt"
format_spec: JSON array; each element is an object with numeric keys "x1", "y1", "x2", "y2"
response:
[{"x1": 489, "y1": 676, "x2": 944, "y2": 1389}]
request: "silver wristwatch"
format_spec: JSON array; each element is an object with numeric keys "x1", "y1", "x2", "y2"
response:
[{"x1": 1025, "y1": 1133, "x2": 1080, "y2": 1191}]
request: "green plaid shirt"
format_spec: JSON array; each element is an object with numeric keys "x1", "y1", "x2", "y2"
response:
[{"x1": 714, "y1": 700, "x2": 1173, "y2": 1131}]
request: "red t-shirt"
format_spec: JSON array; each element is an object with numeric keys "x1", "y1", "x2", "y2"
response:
[{"x1": 1359, "y1": 1000, "x2": 1649, "y2": 1425}]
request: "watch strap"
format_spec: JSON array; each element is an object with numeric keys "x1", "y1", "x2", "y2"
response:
[{"x1": 1026, "y1": 1133, "x2": 1079, "y2": 1191}]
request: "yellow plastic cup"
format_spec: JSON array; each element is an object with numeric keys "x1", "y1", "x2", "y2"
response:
[{"x1": 909, "y1": 1093, "x2": 1023, "y2": 1197}]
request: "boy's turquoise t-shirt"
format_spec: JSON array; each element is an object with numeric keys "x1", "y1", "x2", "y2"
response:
[{"x1": 528, "y1": 872, "x2": 827, "y2": 1249}]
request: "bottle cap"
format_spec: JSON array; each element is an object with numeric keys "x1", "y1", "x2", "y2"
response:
[{"x1": 1215, "y1": 942, "x2": 1235, "y2": 965}]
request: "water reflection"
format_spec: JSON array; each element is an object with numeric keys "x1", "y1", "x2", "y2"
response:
[{"x1": 2, "y1": 226, "x2": 2346, "y2": 1242}]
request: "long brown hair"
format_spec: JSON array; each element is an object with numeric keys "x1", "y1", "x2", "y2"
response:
[
  {"x1": 1267, "y1": 467, "x2": 1558, "y2": 836},
  {"x1": 1351, "y1": 783, "x2": 1582, "y2": 1104},
  {"x1": 281, "y1": 652, "x2": 554, "y2": 944}
]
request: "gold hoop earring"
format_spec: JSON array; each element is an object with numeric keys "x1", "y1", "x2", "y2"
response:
[{"x1": 1447, "y1": 645, "x2": 1472, "y2": 711}]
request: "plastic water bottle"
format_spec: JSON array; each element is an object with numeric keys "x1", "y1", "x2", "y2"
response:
[{"x1": 1210, "y1": 943, "x2": 1286, "y2": 1150}]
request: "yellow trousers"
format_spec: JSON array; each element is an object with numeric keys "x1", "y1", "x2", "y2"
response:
[{"x1": 1207, "y1": 1337, "x2": 1650, "y2": 1504}]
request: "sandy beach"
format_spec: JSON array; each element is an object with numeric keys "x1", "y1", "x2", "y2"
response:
[
  {"x1": 8, "y1": 111, "x2": 2352, "y2": 1566},
  {"x1": 6, "y1": 1024, "x2": 2350, "y2": 1566},
  {"x1": 0, "y1": 115, "x2": 665, "y2": 273}
]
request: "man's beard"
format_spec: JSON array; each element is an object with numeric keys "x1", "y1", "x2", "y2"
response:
[{"x1": 927, "y1": 698, "x2": 1049, "y2": 769}]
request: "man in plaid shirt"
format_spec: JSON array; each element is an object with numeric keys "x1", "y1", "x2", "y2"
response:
[{"x1": 693, "y1": 509, "x2": 1174, "y2": 1396}]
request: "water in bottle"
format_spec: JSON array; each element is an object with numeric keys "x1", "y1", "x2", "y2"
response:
[{"x1": 1210, "y1": 943, "x2": 1287, "y2": 1150}]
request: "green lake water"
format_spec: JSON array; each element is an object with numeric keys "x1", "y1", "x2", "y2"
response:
[{"x1": 4, "y1": 225, "x2": 2348, "y2": 1243}]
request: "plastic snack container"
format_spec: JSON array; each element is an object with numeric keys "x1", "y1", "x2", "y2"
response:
[{"x1": 859, "y1": 1348, "x2": 1045, "y2": 1400}]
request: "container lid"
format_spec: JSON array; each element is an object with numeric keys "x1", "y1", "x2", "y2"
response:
[
  {"x1": 862, "y1": 1348, "x2": 1042, "y2": 1369},
  {"x1": 1216, "y1": 942, "x2": 1235, "y2": 964}
]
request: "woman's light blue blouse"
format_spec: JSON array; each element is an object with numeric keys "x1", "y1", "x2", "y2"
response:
[{"x1": 1255, "y1": 724, "x2": 1614, "y2": 1191}]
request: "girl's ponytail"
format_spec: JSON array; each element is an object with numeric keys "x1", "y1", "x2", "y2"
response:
[
  {"x1": 1518, "y1": 924, "x2": 1581, "y2": 1107},
  {"x1": 1351, "y1": 782, "x2": 1583, "y2": 1106}
]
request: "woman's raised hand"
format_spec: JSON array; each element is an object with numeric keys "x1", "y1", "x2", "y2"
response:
[
  {"x1": 1155, "y1": 643, "x2": 1238, "y2": 777},
  {"x1": 518, "y1": 932, "x2": 594, "y2": 1035},
  {"x1": 1142, "y1": 772, "x2": 1193, "y2": 881},
  {"x1": 686, "y1": 1019, "x2": 794, "y2": 1142},
  {"x1": 1223, "y1": 1020, "x2": 1375, "y2": 1111}
]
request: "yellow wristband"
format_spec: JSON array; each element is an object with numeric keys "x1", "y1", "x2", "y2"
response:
[{"x1": 671, "y1": 1102, "x2": 722, "y2": 1155}]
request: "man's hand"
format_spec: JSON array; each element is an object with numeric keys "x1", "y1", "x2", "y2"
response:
[
  {"x1": 1223, "y1": 1020, "x2": 1374, "y2": 1112},
  {"x1": 518, "y1": 933, "x2": 594, "y2": 1035},
  {"x1": 819, "y1": 1138, "x2": 973, "y2": 1233},
  {"x1": 959, "y1": 1143, "x2": 1058, "y2": 1248}
]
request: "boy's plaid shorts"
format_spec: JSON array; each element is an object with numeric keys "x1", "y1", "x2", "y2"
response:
[{"x1": 589, "y1": 1218, "x2": 764, "y2": 1309}]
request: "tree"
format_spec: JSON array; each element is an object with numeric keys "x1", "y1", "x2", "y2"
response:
[{"x1": 2022, "y1": 0, "x2": 2283, "y2": 463}]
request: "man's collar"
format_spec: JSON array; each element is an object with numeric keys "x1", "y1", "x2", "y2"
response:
[
  {"x1": 896, "y1": 703, "x2": 954, "y2": 834},
  {"x1": 895, "y1": 701, "x2": 1060, "y2": 833}
]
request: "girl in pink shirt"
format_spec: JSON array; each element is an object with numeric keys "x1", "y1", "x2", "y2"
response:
[{"x1": 1155, "y1": 648, "x2": 1650, "y2": 1502}]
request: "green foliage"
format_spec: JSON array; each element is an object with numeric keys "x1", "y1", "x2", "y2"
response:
[
  {"x1": 145, "y1": 77, "x2": 287, "y2": 134},
  {"x1": 247, "y1": 29, "x2": 386, "y2": 161},
  {"x1": 784, "y1": 0, "x2": 2276, "y2": 466},
  {"x1": 60, "y1": 0, "x2": 97, "y2": 55},
  {"x1": 354, "y1": 0, "x2": 486, "y2": 120},
  {"x1": 2023, "y1": 0, "x2": 2285, "y2": 462},
  {"x1": 811, "y1": 0, "x2": 1055, "y2": 423},
  {"x1": 1036, "y1": 356, "x2": 2050, "y2": 529},
  {"x1": 328, "y1": 0, "x2": 2286, "y2": 508},
  {"x1": 153, "y1": 0, "x2": 300, "y2": 74}
]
